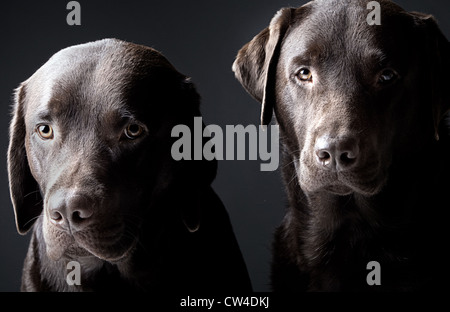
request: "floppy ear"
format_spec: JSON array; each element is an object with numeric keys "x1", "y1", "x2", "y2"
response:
[
  {"x1": 410, "y1": 12, "x2": 450, "y2": 139},
  {"x1": 7, "y1": 83, "x2": 43, "y2": 234},
  {"x1": 232, "y1": 8, "x2": 295, "y2": 125}
]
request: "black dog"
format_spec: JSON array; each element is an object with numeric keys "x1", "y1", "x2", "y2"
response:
[
  {"x1": 233, "y1": 0, "x2": 449, "y2": 291},
  {"x1": 8, "y1": 38, "x2": 251, "y2": 292}
]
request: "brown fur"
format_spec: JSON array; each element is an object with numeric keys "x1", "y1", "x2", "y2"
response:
[
  {"x1": 233, "y1": 0, "x2": 449, "y2": 291},
  {"x1": 8, "y1": 39, "x2": 252, "y2": 291}
]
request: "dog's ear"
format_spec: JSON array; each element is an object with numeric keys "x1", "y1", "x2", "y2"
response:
[
  {"x1": 410, "y1": 12, "x2": 450, "y2": 139},
  {"x1": 232, "y1": 8, "x2": 295, "y2": 125},
  {"x1": 8, "y1": 83, "x2": 43, "y2": 234}
]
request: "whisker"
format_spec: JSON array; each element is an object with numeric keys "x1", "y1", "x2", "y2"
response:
[
  {"x1": 22, "y1": 214, "x2": 43, "y2": 229},
  {"x1": 23, "y1": 190, "x2": 41, "y2": 199}
]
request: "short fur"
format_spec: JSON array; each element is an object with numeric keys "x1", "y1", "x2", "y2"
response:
[
  {"x1": 8, "y1": 38, "x2": 252, "y2": 292},
  {"x1": 233, "y1": 0, "x2": 450, "y2": 291}
]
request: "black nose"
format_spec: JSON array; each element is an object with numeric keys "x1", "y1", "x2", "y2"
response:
[
  {"x1": 48, "y1": 191, "x2": 94, "y2": 231},
  {"x1": 314, "y1": 135, "x2": 359, "y2": 171}
]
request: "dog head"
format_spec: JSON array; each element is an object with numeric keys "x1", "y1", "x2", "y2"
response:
[
  {"x1": 8, "y1": 39, "x2": 214, "y2": 261},
  {"x1": 233, "y1": 0, "x2": 449, "y2": 196}
]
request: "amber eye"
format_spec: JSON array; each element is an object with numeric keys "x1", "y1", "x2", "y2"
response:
[
  {"x1": 296, "y1": 68, "x2": 313, "y2": 82},
  {"x1": 378, "y1": 69, "x2": 398, "y2": 84},
  {"x1": 36, "y1": 124, "x2": 54, "y2": 140},
  {"x1": 124, "y1": 123, "x2": 144, "y2": 139}
]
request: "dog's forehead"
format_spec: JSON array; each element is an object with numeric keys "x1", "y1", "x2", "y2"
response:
[
  {"x1": 25, "y1": 39, "x2": 176, "y2": 122},
  {"x1": 284, "y1": 0, "x2": 410, "y2": 63}
]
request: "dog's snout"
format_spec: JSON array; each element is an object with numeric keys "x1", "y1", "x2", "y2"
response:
[
  {"x1": 314, "y1": 135, "x2": 360, "y2": 171},
  {"x1": 49, "y1": 192, "x2": 94, "y2": 231}
]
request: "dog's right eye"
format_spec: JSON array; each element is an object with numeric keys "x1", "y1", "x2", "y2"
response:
[
  {"x1": 124, "y1": 123, "x2": 144, "y2": 140},
  {"x1": 296, "y1": 68, "x2": 313, "y2": 82},
  {"x1": 36, "y1": 124, "x2": 54, "y2": 140},
  {"x1": 378, "y1": 69, "x2": 399, "y2": 85}
]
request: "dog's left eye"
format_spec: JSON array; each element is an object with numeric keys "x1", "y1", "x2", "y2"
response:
[
  {"x1": 296, "y1": 68, "x2": 313, "y2": 82},
  {"x1": 36, "y1": 124, "x2": 54, "y2": 140},
  {"x1": 378, "y1": 69, "x2": 398, "y2": 84},
  {"x1": 124, "y1": 123, "x2": 144, "y2": 139}
]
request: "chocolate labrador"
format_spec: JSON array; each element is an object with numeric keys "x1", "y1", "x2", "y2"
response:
[
  {"x1": 8, "y1": 38, "x2": 252, "y2": 292},
  {"x1": 233, "y1": 0, "x2": 449, "y2": 291}
]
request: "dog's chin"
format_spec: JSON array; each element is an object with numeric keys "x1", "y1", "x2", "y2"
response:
[
  {"x1": 322, "y1": 181, "x2": 383, "y2": 196},
  {"x1": 44, "y1": 231, "x2": 136, "y2": 262},
  {"x1": 302, "y1": 181, "x2": 383, "y2": 197},
  {"x1": 299, "y1": 169, "x2": 386, "y2": 197},
  {"x1": 76, "y1": 236, "x2": 137, "y2": 262},
  {"x1": 324, "y1": 183, "x2": 353, "y2": 196}
]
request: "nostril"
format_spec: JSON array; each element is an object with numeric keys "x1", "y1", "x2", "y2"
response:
[
  {"x1": 66, "y1": 193, "x2": 94, "y2": 224},
  {"x1": 340, "y1": 151, "x2": 356, "y2": 163},
  {"x1": 316, "y1": 150, "x2": 332, "y2": 166},
  {"x1": 317, "y1": 150, "x2": 331, "y2": 160},
  {"x1": 70, "y1": 208, "x2": 93, "y2": 224},
  {"x1": 71, "y1": 211, "x2": 83, "y2": 223},
  {"x1": 50, "y1": 210, "x2": 64, "y2": 224}
]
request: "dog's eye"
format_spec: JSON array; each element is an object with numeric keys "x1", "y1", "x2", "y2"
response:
[
  {"x1": 296, "y1": 68, "x2": 313, "y2": 82},
  {"x1": 36, "y1": 124, "x2": 54, "y2": 140},
  {"x1": 124, "y1": 123, "x2": 144, "y2": 139},
  {"x1": 378, "y1": 69, "x2": 398, "y2": 84}
]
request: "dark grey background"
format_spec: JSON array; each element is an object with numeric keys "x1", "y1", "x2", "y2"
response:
[{"x1": 0, "y1": 0, "x2": 448, "y2": 292}]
